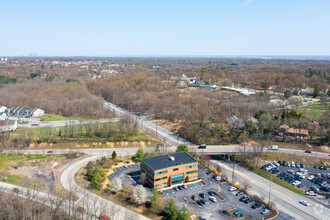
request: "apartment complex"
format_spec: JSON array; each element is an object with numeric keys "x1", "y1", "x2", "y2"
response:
[{"x1": 140, "y1": 152, "x2": 198, "y2": 188}]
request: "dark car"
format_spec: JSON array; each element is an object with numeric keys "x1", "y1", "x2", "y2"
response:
[
  {"x1": 236, "y1": 191, "x2": 244, "y2": 196},
  {"x1": 233, "y1": 210, "x2": 243, "y2": 217},
  {"x1": 199, "y1": 193, "x2": 206, "y2": 198},
  {"x1": 198, "y1": 144, "x2": 206, "y2": 149},
  {"x1": 323, "y1": 166, "x2": 327, "y2": 170},
  {"x1": 208, "y1": 191, "x2": 215, "y2": 196},
  {"x1": 300, "y1": 163, "x2": 304, "y2": 168},
  {"x1": 47, "y1": 150, "x2": 53, "y2": 153},
  {"x1": 244, "y1": 197, "x2": 255, "y2": 204},
  {"x1": 314, "y1": 165, "x2": 318, "y2": 169},
  {"x1": 191, "y1": 195, "x2": 198, "y2": 201},
  {"x1": 197, "y1": 200, "x2": 205, "y2": 206},
  {"x1": 173, "y1": 186, "x2": 179, "y2": 191},
  {"x1": 319, "y1": 166, "x2": 323, "y2": 170},
  {"x1": 251, "y1": 202, "x2": 262, "y2": 209},
  {"x1": 206, "y1": 170, "x2": 211, "y2": 175},
  {"x1": 178, "y1": 185, "x2": 182, "y2": 190},
  {"x1": 326, "y1": 195, "x2": 330, "y2": 199},
  {"x1": 239, "y1": 195, "x2": 250, "y2": 202},
  {"x1": 305, "y1": 150, "x2": 312, "y2": 153}
]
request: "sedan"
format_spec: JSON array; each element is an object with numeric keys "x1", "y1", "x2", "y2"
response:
[
  {"x1": 236, "y1": 191, "x2": 244, "y2": 196},
  {"x1": 199, "y1": 193, "x2": 206, "y2": 198},
  {"x1": 307, "y1": 175, "x2": 314, "y2": 180},
  {"x1": 251, "y1": 202, "x2": 262, "y2": 209},
  {"x1": 228, "y1": 186, "x2": 237, "y2": 191},
  {"x1": 191, "y1": 195, "x2": 198, "y2": 201},
  {"x1": 305, "y1": 150, "x2": 312, "y2": 153},
  {"x1": 299, "y1": 200, "x2": 309, "y2": 206},
  {"x1": 261, "y1": 209, "x2": 270, "y2": 214},
  {"x1": 208, "y1": 191, "x2": 215, "y2": 196},
  {"x1": 209, "y1": 196, "x2": 217, "y2": 202}
]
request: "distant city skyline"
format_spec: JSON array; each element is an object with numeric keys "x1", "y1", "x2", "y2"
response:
[{"x1": 1, "y1": 0, "x2": 330, "y2": 56}]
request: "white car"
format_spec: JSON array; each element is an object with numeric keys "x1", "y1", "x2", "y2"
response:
[
  {"x1": 265, "y1": 166, "x2": 272, "y2": 171},
  {"x1": 261, "y1": 209, "x2": 270, "y2": 214},
  {"x1": 228, "y1": 186, "x2": 237, "y2": 191},
  {"x1": 307, "y1": 175, "x2": 314, "y2": 180},
  {"x1": 305, "y1": 191, "x2": 317, "y2": 196},
  {"x1": 291, "y1": 162, "x2": 295, "y2": 167},
  {"x1": 299, "y1": 200, "x2": 309, "y2": 206},
  {"x1": 209, "y1": 196, "x2": 217, "y2": 202}
]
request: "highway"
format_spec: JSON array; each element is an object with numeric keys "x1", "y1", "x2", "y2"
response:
[{"x1": 211, "y1": 159, "x2": 330, "y2": 220}]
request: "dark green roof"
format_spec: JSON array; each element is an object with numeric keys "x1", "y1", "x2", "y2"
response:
[{"x1": 141, "y1": 152, "x2": 197, "y2": 171}]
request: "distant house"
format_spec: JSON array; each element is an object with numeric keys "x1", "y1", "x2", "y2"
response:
[
  {"x1": 4, "y1": 106, "x2": 44, "y2": 118},
  {"x1": 292, "y1": 88, "x2": 314, "y2": 96},
  {"x1": 278, "y1": 124, "x2": 309, "y2": 139},
  {"x1": 170, "y1": 74, "x2": 199, "y2": 85},
  {"x1": 0, "y1": 120, "x2": 17, "y2": 132},
  {"x1": 226, "y1": 115, "x2": 244, "y2": 129}
]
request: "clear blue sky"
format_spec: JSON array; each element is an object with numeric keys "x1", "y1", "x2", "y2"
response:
[{"x1": 1, "y1": 0, "x2": 330, "y2": 56}]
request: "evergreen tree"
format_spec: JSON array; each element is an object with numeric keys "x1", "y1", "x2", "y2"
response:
[
  {"x1": 166, "y1": 199, "x2": 178, "y2": 220},
  {"x1": 112, "y1": 151, "x2": 117, "y2": 160}
]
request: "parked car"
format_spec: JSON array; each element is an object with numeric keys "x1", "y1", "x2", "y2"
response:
[
  {"x1": 208, "y1": 191, "x2": 215, "y2": 196},
  {"x1": 261, "y1": 209, "x2": 270, "y2": 214},
  {"x1": 291, "y1": 162, "x2": 295, "y2": 167},
  {"x1": 183, "y1": 184, "x2": 187, "y2": 189},
  {"x1": 323, "y1": 166, "x2": 328, "y2": 170},
  {"x1": 173, "y1": 186, "x2": 179, "y2": 191},
  {"x1": 196, "y1": 200, "x2": 205, "y2": 206},
  {"x1": 251, "y1": 202, "x2": 262, "y2": 209},
  {"x1": 300, "y1": 163, "x2": 304, "y2": 168},
  {"x1": 191, "y1": 195, "x2": 198, "y2": 201},
  {"x1": 314, "y1": 165, "x2": 318, "y2": 169},
  {"x1": 199, "y1": 193, "x2": 206, "y2": 198},
  {"x1": 307, "y1": 175, "x2": 314, "y2": 180},
  {"x1": 213, "y1": 175, "x2": 220, "y2": 181},
  {"x1": 239, "y1": 195, "x2": 250, "y2": 202},
  {"x1": 319, "y1": 166, "x2": 323, "y2": 170},
  {"x1": 299, "y1": 200, "x2": 309, "y2": 206},
  {"x1": 305, "y1": 191, "x2": 317, "y2": 196},
  {"x1": 209, "y1": 196, "x2": 217, "y2": 202},
  {"x1": 236, "y1": 191, "x2": 244, "y2": 196},
  {"x1": 123, "y1": 165, "x2": 128, "y2": 168},
  {"x1": 233, "y1": 210, "x2": 243, "y2": 217},
  {"x1": 228, "y1": 186, "x2": 237, "y2": 191},
  {"x1": 206, "y1": 170, "x2": 211, "y2": 175}
]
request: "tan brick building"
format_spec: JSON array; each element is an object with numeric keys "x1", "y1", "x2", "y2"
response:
[{"x1": 140, "y1": 152, "x2": 198, "y2": 188}]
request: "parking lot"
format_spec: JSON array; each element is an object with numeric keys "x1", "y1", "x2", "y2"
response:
[
  {"x1": 162, "y1": 165, "x2": 281, "y2": 220},
  {"x1": 108, "y1": 163, "x2": 293, "y2": 219},
  {"x1": 262, "y1": 161, "x2": 330, "y2": 199}
]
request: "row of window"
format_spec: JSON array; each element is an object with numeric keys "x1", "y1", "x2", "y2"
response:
[
  {"x1": 155, "y1": 183, "x2": 167, "y2": 188},
  {"x1": 186, "y1": 170, "x2": 198, "y2": 175},
  {"x1": 186, "y1": 165, "x2": 198, "y2": 169},
  {"x1": 141, "y1": 163, "x2": 153, "y2": 174},
  {"x1": 189, "y1": 176, "x2": 198, "y2": 180},
  {"x1": 155, "y1": 170, "x2": 167, "y2": 176},
  {"x1": 155, "y1": 176, "x2": 167, "y2": 181}
]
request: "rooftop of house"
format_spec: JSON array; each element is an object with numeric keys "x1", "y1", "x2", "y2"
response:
[{"x1": 141, "y1": 152, "x2": 197, "y2": 171}]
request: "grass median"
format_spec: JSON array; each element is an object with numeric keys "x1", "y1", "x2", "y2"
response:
[{"x1": 253, "y1": 168, "x2": 304, "y2": 195}]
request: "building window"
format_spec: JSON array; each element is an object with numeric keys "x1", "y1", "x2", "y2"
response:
[
  {"x1": 155, "y1": 170, "x2": 167, "y2": 176},
  {"x1": 189, "y1": 176, "x2": 198, "y2": 180},
  {"x1": 141, "y1": 163, "x2": 153, "y2": 174},
  {"x1": 185, "y1": 170, "x2": 198, "y2": 175},
  {"x1": 155, "y1": 177, "x2": 167, "y2": 181},
  {"x1": 155, "y1": 183, "x2": 167, "y2": 188},
  {"x1": 173, "y1": 168, "x2": 179, "y2": 171},
  {"x1": 185, "y1": 165, "x2": 198, "y2": 169}
]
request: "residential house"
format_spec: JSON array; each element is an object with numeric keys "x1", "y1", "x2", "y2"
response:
[{"x1": 0, "y1": 120, "x2": 18, "y2": 132}]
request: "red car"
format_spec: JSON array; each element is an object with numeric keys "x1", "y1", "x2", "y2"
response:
[{"x1": 99, "y1": 214, "x2": 110, "y2": 220}]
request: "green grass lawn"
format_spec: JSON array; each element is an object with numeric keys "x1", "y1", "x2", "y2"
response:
[
  {"x1": 296, "y1": 101, "x2": 329, "y2": 119},
  {"x1": 12, "y1": 121, "x2": 160, "y2": 145},
  {"x1": 39, "y1": 114, "x2": 79, "y2": 122},
  {"x1": 253, "y1": 168, "x2": 304, "y2": 195},
  {"x1": 0, "y1": 154, "x2": 62, "y2": 170}
]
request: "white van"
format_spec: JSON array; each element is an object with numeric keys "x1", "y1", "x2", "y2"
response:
[{"x1": 268, "y1": 145, "x2": 279, "y2": 151}]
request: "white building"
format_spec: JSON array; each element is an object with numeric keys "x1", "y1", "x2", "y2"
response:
[
  {"x1": 32, "y1": 108, "x2": 45, "y2": 117},
  {"x1": 0, "y1": 106, "x2": 6, "y2": 113},
  {"x1": 0, "y1": 120, "x2": 18, "y2": 132}
]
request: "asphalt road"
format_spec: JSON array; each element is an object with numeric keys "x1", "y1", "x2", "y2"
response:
[
  {"x1": 18, "y1": 118, "x2": 119, "y2": 128},
  {"x1": 60, "y1": 154, "x2": 150, "y2": 220},
  {"x1": 211, "y1": 159, "x2": 330, "y2": 220}
]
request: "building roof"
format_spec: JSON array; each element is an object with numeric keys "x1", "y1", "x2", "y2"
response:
[
  {"x1": 287, "y1": 128, "x2": 309, "y2": 136},
  {"x1": 141, "y1": 152, "x2": 197, "y2": 171}
]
